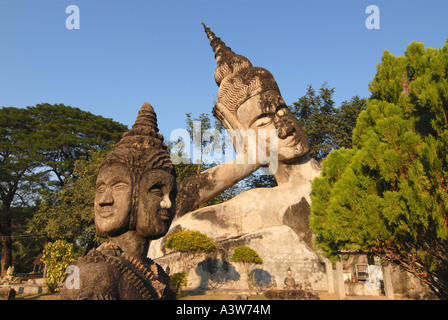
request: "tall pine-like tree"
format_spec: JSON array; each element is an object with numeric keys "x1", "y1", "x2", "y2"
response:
[
  {"x1": 290, "y1": 82, "x2": 338, "y2": 160},
  {"x1": 310, "y1": 39, "x2": 448, "y2": 299}
]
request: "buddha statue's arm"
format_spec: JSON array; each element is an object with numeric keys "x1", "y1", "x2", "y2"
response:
[{"x1": 176, "y1": 154, "x2": 262, "y2": 217}]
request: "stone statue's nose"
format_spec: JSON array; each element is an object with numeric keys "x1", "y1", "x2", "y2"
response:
[
  {"x1": 160, "y1": 194, "x2": 172, "y2": 209},
  {"x1": 275, "y1": 114, "x2": 295, "y2": 139},
  {"x1": 99, "y1": 189, "x2": 114, "y2": 206}
]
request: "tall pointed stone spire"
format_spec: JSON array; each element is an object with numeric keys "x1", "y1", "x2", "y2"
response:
[
  {"x1": 201, "y1": 22, "x2": 253, "y2": 86},
  {"x1": 202, "y1": 23, "x2": 280, "y2": 119},
  {"x1": 122, "y1": 101, "x2": 163, "y2": 143},
  {"x1": 201, "y1": 22, "x2": 227, "y2": 54},
  {"x1": 131, "y1": 101, "x2": 159, "y2": 132},
  {"x1": 101, "y1": 101, "x2": 173, "y2": 174}
]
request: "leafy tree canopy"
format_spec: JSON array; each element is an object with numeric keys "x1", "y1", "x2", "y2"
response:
[
  {"x1": 166, "y1": 229, "x2": 216, "y2": 274},
  {"x1": 231, "y1": 245, "x2": 263, "y2": 295},
  {"x1": 289, "y1": 83, "x2": 367, "y2": 160},
  {"x1": 0, "y1": 104, "x2": 126, "y2": 275},
  {"x1": 231, "y1": 246, "x2": 263, "y2": 265},
  {"x1": 166, "y1": 229, "x2": 216, "y2": 255},
  {"x1": 28, "y1": 103, "x2": 127, "y2": 188}
]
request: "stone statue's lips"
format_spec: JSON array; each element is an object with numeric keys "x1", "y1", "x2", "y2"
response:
[
  {"x1": 159, "y1": 210, "x2": 171, "y2": 221},
  {"x1": 98, "y1": 209, "x2": 114, "y2": 218}
]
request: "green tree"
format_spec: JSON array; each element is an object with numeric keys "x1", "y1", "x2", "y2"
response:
[
  {"x1": 166, "y1": 229, "x2": 216, "y2": 295},
  {"x1": 290, "y1": 83, "x2": 367, "y2": 160},
  {"x1": 28, "y1": 149, "x2": 110, "y2": 250},
  {"x1": 0, "y1": 107, "x2": 43, "y2": 276},
  {"x1": 289, "y1": 82, "x2": 338, "y2": 160},
  {"x1": 185, "y1": 112, "x2": 223, "y2": 174},
  {"x1": 310, "y1": 39, "x2": 448, "y2": 299},
  {"x1": 0, "y1": 104, "x2": 126, "y2": 276},
  {"x1": 29, "y1": 103, "x2": 127, "y2": 188},
  {"x1": 169, "y1": 272, "x2": 189, "y2": 298},
  {"x1": 334, "y1": 96, "x2": 367, "y2": 149},
  {"x1": 166, "y1": 229, "x2": 216, "y2": 273},
  {"x1": 11, "y1": 206, "x2": 46, "y2": 273},
  {"x1": 244, "y1": 171, "x2": 277, "y2": 190},
  {"x1": 231, "y1": 246, "x2": 263, "y2": 295}
]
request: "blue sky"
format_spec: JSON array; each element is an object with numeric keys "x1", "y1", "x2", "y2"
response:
[{"x1": 1, "y1": 0, "x2": 447, "y2": 139}]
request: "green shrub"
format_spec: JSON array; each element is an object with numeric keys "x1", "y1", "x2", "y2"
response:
[
  {"x1": 231, "y1": 246, "x2": 263, "y2": 295},
  {"x1": 166, "y1": 230, "x2": 216, "y2": 255},
  {"x1": 231, "y1": 246, "x2": 263, "y2": 265},
  {"x1": 170, "y1": 272, "x2": 188, "y2": 298},
  {"x1": 166, "y1": 230, "x2": 216, "y2": 273},
  {"x1": 41, "y1": 240, "x2": 76, "y2": 293}
]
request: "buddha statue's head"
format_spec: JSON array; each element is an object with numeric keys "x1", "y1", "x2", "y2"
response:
[
  {"x1": 202, "y1": 23, "x2": 310, "y2": 163},
  {"x1": 94, "y1": 102, "x2": 176, "y2": 240}
]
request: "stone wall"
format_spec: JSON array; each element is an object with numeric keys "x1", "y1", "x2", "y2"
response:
[
  {"x1": 149, "y1": 156, "x2": 329, "y2": 293},
  {"x1": 152, "y1": 225, "x2": 328, "y2": 293}
]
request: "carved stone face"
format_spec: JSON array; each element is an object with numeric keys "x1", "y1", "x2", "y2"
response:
[
  {"x1": 95, "y1": 164, "x2": 132, "y2": 237},
  {"x1": 136, "y1": 169, "x2": 176, "y2": 239},
  {"x1": 95, "y1": 163, "x2": 176, "y2": 240},
  {"x1": 235, "y1": 91, "x2": 309, "y2": 162}
]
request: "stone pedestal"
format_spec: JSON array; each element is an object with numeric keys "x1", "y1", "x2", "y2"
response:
[
  {"x1": 335, "y1": 261, "x2": 346, "y2": 298},
  {"x1": 325, "y1": 259, "x2": 335, "y2": 294},
  {"x1": 382, "y1": 262, "x2": 394, "y2": 299}
]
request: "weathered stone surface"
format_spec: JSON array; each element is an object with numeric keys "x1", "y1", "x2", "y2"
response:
[
  {"x1": 151, "y1": 215, "x2": 327, "y2": 292},
  {"x1": 175, "y1": 141, "x2": 263, "y2": 218},
  {"x1": 62, "y1": 102, "x2": 177, "y2": 300},
  {"x1": 62, "y1": 242, "x2": 175, "y2": 300},
  {"x1": 150, "y1": 24, "x2": 327, "y2": 293},
  {"x1": 151, "y1": 156, "x2": 321, "y2": 249}
]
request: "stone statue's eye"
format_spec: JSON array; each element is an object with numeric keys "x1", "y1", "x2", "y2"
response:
[
  {"x1": 251, "y1": 116, "x2": 273, "y2": 128},
  {"x1": 97, "y1": 185, "x2": 106, "y2": 193},
  {"x1": 149, "y1": 185, "x2": 163, "y2": 197},
  {"x1": 113, "y1": 183, "x2": 127, "y2": 190}
]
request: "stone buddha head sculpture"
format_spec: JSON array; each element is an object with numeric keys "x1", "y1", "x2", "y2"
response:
[
  {"x1": 94, "y1": 102, "x2": 176, "y2": 240},
  {"x1": 202, "y1": 23, "x2": 310, "y2": 163}
]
